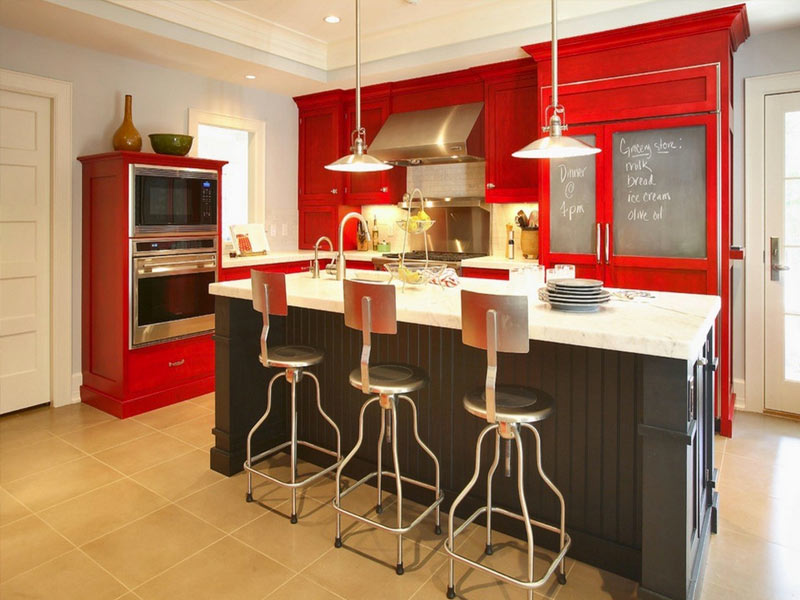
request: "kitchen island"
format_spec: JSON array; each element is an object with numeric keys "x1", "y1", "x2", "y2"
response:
[{"x1": 209, "y1": 272, "x2": 719, "y2": 600}]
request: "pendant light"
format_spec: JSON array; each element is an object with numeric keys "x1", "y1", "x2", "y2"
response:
[
  {"x1": 513, "y1": 0, "x2": 600, "y2": 159},
  {"x1": 325, "y1": 0, "x2": 392, "y2": 172}
]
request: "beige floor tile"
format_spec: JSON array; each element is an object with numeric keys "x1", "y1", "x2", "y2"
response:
[
  {"x1": 700, "y1": 579, "x2": 755, "y2": 600},
  {"x1": 0, "y1": 515, "x2": 73, "y2": 582},
  {"x1": 130, "y1": 449, "x2": 224, "y2": 501},
  {"x1": 725, "y1": 416, "x2": 800, "y2": 470},
  {"x1": 549, "y1": 561, "x2": 637, "y2": 599},
  {"x1": 247, "y1": 453, "x2": 345, "y2": 505},
  {"x1": 0, "y1": 486, "x2": 31, "y2": 525},
  {"x1": 42, "y1": 403, "x2": 116, "y2": 435},
  {"x1": 179, "y1": 475, "x2": 269, "y2": 533},
  {"x1": 0, "y1": 405, "x2": 55, "y2": 434},
  {"x1": 0, "y1": 549, "x2": 127, "y2": 600},
  {"x1": 134, "y1": 536, "x2": 294, "y2": 600},
  {"x1": 0, "y1": 436, "x2": 85, "y2": 483},
  {"x1": 187, "y1": 392, "x2": 215, "y2": 410},
  {"x1": 705, "y1": 526, "x2": 800, "y2": 599},
  {"x1": 39, "y1": 479, "x2": 168, "y2": 545},
  {"x1": 266, "y1": 575, "x2": 344, "y2": 600},
  {"x1": 716, "y1": 483, "x2": 800, "y2": 551},
  {"x1": 0, "y1": 425, "x2": 54, "y2": 452},
  {"x1": 82, "y1": 504, "x2": 224, "y2": 589},
  {"x1": 164, "y1": 413, "x2": 216, "y2": 450},
  {"x1": 413, "y1": 559, "x2": 555, "y2": 599},
  {"x1": 94, "y1": 432, "x2": 195, "y2": 475},
  {"x1": 4, "y1": 456, "x2": 122, "y2": 512},
  {"x1": 132, "y1": 401, "x2": 212, "y2": 431},
  {"x1": 232, "y1": 497, "x2": 337, "y2": 572},
  {"x1": 59, "y1": 419, "x2": 153, "y2": 454},
  {"x1": 717, "y1": 452, "x2": 800, "y2": 502}
]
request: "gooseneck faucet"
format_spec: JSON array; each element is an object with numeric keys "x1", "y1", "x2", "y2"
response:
[
  {"x1": 312, "y1": 236, "x2": 333, "y2": 278},
  {"x1": 336, "y1": 212, "x2": 371, "y2": 280}
]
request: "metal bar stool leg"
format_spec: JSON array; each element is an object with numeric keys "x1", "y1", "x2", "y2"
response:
[
  {"x1": 335, "y1": 396, "x2": 380, "y2": 548},
  {"x1": 523, "y1": 423, "x2": 568, "y2": 584},
  {"x1": 376, "y1": 407, "x2": 386, "y2": 513},
  {"x1": 447, "y1": 424, "x2": 497, "y2": 599},
  {"x1": 513, "y1": 426, "x2": 536, "y2": 600},
  {"x1": 245, "y1": 371, "x2": 283, "y2": 503},
  {"x1": 306, "y1": 371, "x2": 342, "y2": 466},
  {"x1": 289, "y1": 374, "x2": 298, "y2": 524},
  {"x1": 485, "y1": 429, "x2": 501, "y2": 555},
  {"x1": 400, "y1": 394, "x2": 442, "y2": 535},
  {"x1": 389, "y1": 397, "x2": 404, "y2": 574}
]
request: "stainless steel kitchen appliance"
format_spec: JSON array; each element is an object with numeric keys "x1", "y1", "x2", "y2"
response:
[
  {"x1": 130, "y1": 164, "x2": 218, "y2": 236},
  {"x1": 395, "y1": 196, "x2": 490, "y2": 254},
  {"x1": 131, "y1": 237, "x2": 217, "y2": 347}
]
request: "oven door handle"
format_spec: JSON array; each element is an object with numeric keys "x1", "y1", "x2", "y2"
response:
[{"x1": 136, "y1": 259, "x2": 216, "y2": 278}]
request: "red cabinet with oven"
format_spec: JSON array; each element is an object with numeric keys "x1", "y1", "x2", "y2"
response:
[{"x1": 78, "y1": 151, "x2": 226, "y2": 418}]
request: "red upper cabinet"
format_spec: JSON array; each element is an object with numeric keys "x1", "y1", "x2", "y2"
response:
[
  {"x1": 342, "y1": 88, "x2": 407, "y2": 205},
  {"x1": 479, "y1": 61, "x2": 539, "y2": 203},
  {"x1": 296, "y1": 91, "x2": 345, "y2": 203}
]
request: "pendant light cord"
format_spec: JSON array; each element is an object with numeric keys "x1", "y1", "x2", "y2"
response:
[
  {"x1": 551, "y1": 0, "x2": 558, "y2": 109},
  {"x1": 355, "y1": 0, "x2": 362, "y2": 138}
]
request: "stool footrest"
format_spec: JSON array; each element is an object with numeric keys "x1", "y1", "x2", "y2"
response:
[
  {"x1": 445, "y1": 506, "x2": 572, "y2": 591},
  {"x1": 245, "y1": 439, "x2": 341, "y2": 491},
  {"x1": 333, "y1": 471, "x2": 443, "y2": 536}
]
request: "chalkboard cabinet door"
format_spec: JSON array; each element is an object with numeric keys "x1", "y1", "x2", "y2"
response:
[
  {"x1": 602, "y1": 113, "x2": 718, "y2": 295},
  {"x1": 540, "y1": 125, "x2": 605, "y2": 280},
  {"x1": 484, "y1": 76, "x2": 539, "y2": 203}
]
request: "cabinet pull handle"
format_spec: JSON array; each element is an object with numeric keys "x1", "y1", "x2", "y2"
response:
[
  {"x1": 596, "y1": 223, "x2": 601, "y2": 263},
  {"x1": 169, "y1": 359, "x2": 185, "y2": 367},
  {"x1": 331, "y1": 188, "x2": 338, "y2": 194},
  {"x1": 605, "y1": 223, "x2": 610, "y2": 264},
  {"x1": 697, "y1": 357, "x2": 708, "y2": 367},
  {"x1": 380, "y1": 187, "x2": 388, "y2": 193},
  {"x1": 486, "y1": 183, "x2": 496, "y2": 190}
]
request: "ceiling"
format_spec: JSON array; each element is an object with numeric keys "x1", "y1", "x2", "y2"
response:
[{"x1": 1, "y1": 0, "x2": 799, "y2": 96}]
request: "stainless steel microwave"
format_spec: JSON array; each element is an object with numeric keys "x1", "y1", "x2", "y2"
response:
[{"x1": 129, "y1": 164, "x2": 218, "y2": 236}]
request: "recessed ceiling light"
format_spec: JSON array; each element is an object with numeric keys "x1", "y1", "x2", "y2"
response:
[
  {"x1": 323, "y1": 15, "x2": 340, "y2": 24},
  {"x1": 245, "y1": 75, "x2": 256, "y2": 80}
]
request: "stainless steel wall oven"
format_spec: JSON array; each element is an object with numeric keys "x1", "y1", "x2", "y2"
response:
[{"x1": 131, "y1": 237, "x2": 217, "y2": 347}]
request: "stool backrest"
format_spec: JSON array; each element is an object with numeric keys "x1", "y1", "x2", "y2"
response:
[
  {"x1": 343, "y1": 279, "x2": 397, "y2": 392},
  {"x1": 461, "y1": 290, "x2": 529, "y2": 423},
  {"x1": 251, "y1": 270, "x2": 288, "y2": 365}
]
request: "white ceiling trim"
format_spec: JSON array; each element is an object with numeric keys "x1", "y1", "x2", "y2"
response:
[{"x1": 105, "y1": 0, "x2": 327, "y2": 69}]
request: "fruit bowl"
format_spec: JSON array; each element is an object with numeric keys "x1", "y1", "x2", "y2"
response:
[
  {"x1": 383, "y1": 260, "x2": 446, "y2": 288},
  {"x1": 397, "y1": 219, "x2": 435, "y2": 234},
  {"x1": 149, "y1": 134, "x2": 194, "y2": 156}
]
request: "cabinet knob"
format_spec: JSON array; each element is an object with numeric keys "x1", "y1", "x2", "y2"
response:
[
  {"x1": 168, "y1": 359, "x2": 185, "y2": 368},
  {"x1": 380, "y1": 187, "x2": 388, "y2": 193},
  {"x1": 331, "y1": 188, "x2": 338, "y2": 195},
  {"x1": 486, "y1": 183, "x2": 496, "y2": 190}
]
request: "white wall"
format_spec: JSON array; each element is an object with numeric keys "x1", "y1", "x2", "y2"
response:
[
  {"x1": 0, "y1": 25, "x2": 299, "y2": 378},
  {"x1": 731, "y1": 26, "x2": 800, "y2": 398}
]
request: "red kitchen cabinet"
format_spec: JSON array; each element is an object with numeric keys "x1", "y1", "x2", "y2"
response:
[
  {"x1": 461, "y1": 267, "x2": 510, "y2": 281},
  {"x1": 528, "y1": 4, "x2": 749, "y2": 436},
  {"x1": 479, "y1": 61, "x2": 539, "y2": 203},
  {"x1": 298, "y1": 203, "x2": 359, "y2": 250},
  {"x1": 78, "y1": 151, "x2": 226, "y2": 418},
  {"x1": 297, "y1": 91, "x2": 345, "y2": 203}
]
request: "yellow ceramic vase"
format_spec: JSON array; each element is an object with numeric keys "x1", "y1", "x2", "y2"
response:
[{"x1": 112, "y1": 94, "x2": 142, "y2": 152}]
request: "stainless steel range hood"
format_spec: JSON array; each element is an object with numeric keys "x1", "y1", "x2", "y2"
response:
[{"x1": 369, "y1": 102, "x2": 484, "y2": 166}]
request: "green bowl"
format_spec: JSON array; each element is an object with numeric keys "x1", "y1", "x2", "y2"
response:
[{"x1": 149, "y1": 133, "x2": 194, "y2": 156}]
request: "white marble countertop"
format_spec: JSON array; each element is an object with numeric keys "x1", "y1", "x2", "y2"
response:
[
  {"x1": 221, "y1": 250, "x2": 382, "y2": 269},
  {"x1": 210, "y1": 271, "x2": 719, "y2": 361},
  {"x1": 461, "y1": 255, "x2": 540, "y2": 270}
]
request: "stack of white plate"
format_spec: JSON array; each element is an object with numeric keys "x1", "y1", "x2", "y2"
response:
[{"x1": 538, "y1": 278, "x2": 610, "y2": 312}]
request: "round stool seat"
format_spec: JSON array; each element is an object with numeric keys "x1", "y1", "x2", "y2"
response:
[
  {"x1": 463, "y1": 385, "x2": 554, "y2": 424},
  {"x1": 349, "y1": 363, "x2": 429, "y2": 395},
  {"x1": 264, "y1": 345, "x2": 324, "y2": 369}
]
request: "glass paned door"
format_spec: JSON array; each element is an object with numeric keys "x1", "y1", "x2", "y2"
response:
[{"x1": 765, "y1": 91, "x2": 800, "y2": 413}]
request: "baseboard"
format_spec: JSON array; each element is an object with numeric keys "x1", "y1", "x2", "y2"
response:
[
  {"x1": 733, "y1": 378, "x2": 745, "y2": 409},
  {"x1": 52, "y1": 372, "x2": 82, "y2": 407}
]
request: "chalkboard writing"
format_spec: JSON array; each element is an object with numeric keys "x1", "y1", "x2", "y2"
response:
[
  {"x1": 550, "y1": 135, "x2": 597, "y2": 255},
  {"x1": 612, "y1": 125, "x2": 706, "y2": 258}
]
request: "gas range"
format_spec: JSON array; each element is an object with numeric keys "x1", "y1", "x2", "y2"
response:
[{"x1": 372, "y1": 251, "x2": 487, "y2": 273}]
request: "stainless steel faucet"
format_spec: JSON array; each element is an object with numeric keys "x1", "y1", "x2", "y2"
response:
[
  {"x1": 336, "y1": 212, "x2": 371, "y2": 280},
  {"x1": 311, "y1": 236, "x2": 333, "y2": 278}
]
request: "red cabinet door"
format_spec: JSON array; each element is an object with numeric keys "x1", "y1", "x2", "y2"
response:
[
  {"x1": 539, "y1": 124, "x2": 605, "y2": 281},
  {"x1": 298, "y1": 204, "x2": 359, "y2": 250},
  {"x1": 299, "y1": 104, "x2": 344, "y2": 202},
  {"x1": 484, "y1": 76, "x2": 539, "y2": 203}
]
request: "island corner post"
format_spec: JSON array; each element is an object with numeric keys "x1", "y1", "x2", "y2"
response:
[{"x1": 210, "y1": 293, "x2": 717, "y2": 600}]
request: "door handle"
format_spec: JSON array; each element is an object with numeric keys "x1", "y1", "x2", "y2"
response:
[
  {"x1": 596, "y1": 223, "x2": 601, "y2": 263},
  {"x1": 169, "y1": 359, "x2": 185, "y2": 367},
  {"x1": 331, "y1": 188, "x2": 338, "y2": 195},
  {"x1": 605, "y1": 223, "x2": 610, "y2": 264},
  {"x1": 486, "y1": 183, "x2": 496, "y2": 190},
  {"x1": 770, "y1": 236, "x2": 791, "y2": 281}
]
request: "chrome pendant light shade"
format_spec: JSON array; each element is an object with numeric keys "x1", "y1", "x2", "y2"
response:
[
  {"x1": 514, "y1": 0, "x2": 600, "y2": 159},
  {"x1": 325, "y1": 0, "x2": 392, "y2": 172}
]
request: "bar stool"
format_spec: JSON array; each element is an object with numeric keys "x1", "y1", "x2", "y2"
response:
[
  {"x1": 445, "y1": 290, "x2": 570, "y2": 599},
  {"x1": 244, "y1": 270, "x2": 342, "y2": 524},
  {"x1": 333, "y1": 279, "x2": 444, "y2": 575}
]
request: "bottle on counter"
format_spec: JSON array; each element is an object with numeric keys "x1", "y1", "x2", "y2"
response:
[
  {"x1": 372, "y1": 216, "x2": 379, "y2": 251},
  {"x1": 506, "y1": 224, "x2": 515, "y2": 260}
]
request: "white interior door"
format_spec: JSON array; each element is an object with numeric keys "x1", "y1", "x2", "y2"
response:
[
  {"x1": 0, "y1": 90, "x2": 51, "y2": 414},
  {"x1": 765, "y1": 91, "x2": 800, "y2": 414}
]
